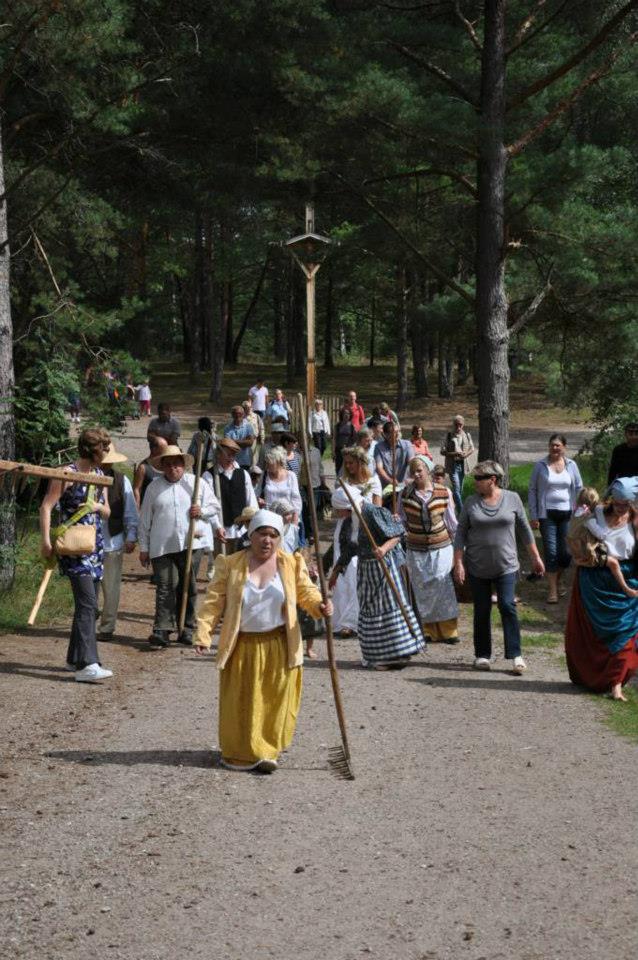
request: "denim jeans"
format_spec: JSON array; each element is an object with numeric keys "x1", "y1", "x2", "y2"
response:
[
  {"x1": 450, "y1": 461, "x2": 465, "y2": 514},
  {"x1": 539, "y1": 510, "x2": 572, "y2": 573},
  {"x1": 468, "y1": 571, "x2": 522, "y2": 659}
]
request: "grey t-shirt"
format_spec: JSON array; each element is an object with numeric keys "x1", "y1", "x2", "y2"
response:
[{"x1": 453, "y1": 490, "x2": 534, "y2": 578}]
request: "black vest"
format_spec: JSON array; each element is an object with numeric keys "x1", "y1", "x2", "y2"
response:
[
  {"x1": 219, "y1": 469, "x2": 248, "y2": 527},
  {"x1": 108, "y1": 470, "x2": 125, "y2": 537}
]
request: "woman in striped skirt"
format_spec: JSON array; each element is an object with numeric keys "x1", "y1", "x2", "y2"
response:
[{"x1": 334, "y1": 500, "x2": 425, "y2": 669}]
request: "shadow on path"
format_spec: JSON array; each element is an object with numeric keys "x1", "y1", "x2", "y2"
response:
[
  {"x1": 0, "y1": 660, "x2": 74, "y2": 683},
  {"x1": 45, "y1": 748, "x2": 220, "y2": 768},
  {"x1": 407, "y1": 676, "x2": 580, "y2": 695}
]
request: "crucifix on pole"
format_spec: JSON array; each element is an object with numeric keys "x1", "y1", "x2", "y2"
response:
[{"x1": 285, "y1": 204, "x2": 331, "y2": 406}]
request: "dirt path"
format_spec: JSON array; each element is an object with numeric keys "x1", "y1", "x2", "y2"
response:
[{"x1": 1, "y1": 556, "x2": 636, "y2": 960}]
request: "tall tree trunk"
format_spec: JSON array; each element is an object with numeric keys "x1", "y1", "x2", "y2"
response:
[
  {"x1": 208, "y1": 217, "x2": 225, "y2": 402},
  {"x1": 231, "y1": 254, "x2": 270, "y2": 363},
  {"x1": 0, "y1": 119, "x2": 16, "y2": 590},
  {"x1": 293, "y1": 270, "x2": 305, "y2": 377},
  {"x1": 476, "y1": 0, "x2": 510, "y2": 476},
  {"x1": 396, "y1": 264, "x2": 409, "y2": 411},
  {"x1": 437, "y1": 332, "x2": 454, "y2": 399},
  {"x1": 410, "y1": 273, "x2": 429, "y2": 398},
  {"x1": 224, "y1": 280, "x2": 234, "y2": 363},
  {"x1": 457, "y1": 344, "x2": 469, "y2": 386},
  {"x1": 190, "y1": 211, "x2": 203, "y2": 375},
  {"x1": 272, "y1": 261, "x2": 286, "y2": 360},
  {"x1": 369, "y1": 297, "x2": 376, "y2": 368},
  {"x1": 323, "y1": 262, "x2": 334, "y2": 368},
  {"x1": 286, "y1": 262, "x2": 295, "y2": 383}
]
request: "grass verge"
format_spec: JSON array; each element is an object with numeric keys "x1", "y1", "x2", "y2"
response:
[
  {"x1": 0, "y1": 526, "x2": 72, "y2": 632},
  {"x1": 596, "y1": 686, "x2": 638, "y2": 743}
]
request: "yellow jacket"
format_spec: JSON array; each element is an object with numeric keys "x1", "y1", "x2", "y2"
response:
[{"x1": 195, "y1": 549, "x2": 324, "y2": 669}]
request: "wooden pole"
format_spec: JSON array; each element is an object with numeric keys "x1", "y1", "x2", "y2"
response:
[
  {"x1": 211, "y1": 464, "x2": 227, "y2": 558},
  {"x1": 177, "y1": 440, "x2": 205, "y2": 635},
  {"x1": 306, "y1": 270, "x2": 316, "y2": 406},
  {"x1": 336, "y1": 476, "x2": 421, "y2": 644},
  {"x1": 0, "y1": 460, "x2": 113, "y2": 486},
  {"x1": 27, "y1": 568, "x2": 53, "y2": 626},
  {"x1": 391, "y1": 432, "x2": 397, "y2": 514},
  {"x1": 296, "y1": 394, "x2": 354, "y2": 779}
]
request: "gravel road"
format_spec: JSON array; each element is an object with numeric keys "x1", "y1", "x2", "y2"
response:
[{"x1": 1, "y1": 557, "x2": 636, "y2": 960}]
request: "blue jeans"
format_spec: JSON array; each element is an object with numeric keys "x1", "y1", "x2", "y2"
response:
[
  {"x1": 450, "y1": 461, "x2": 465, "y2": 514},
  {"x1": 468, "y1": 572, "x2": 521, "y2": 660},
  {"x1": 539, "y1": 510, "x2": 572, "y2": 573}
]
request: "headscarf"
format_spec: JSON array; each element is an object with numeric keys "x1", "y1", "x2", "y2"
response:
[
  {"x1": 606, "y1": 476, "x2": 638, "y2": 502},
  {"x1": 247, "y1": 509, "x2": 284, "y2": 538}
]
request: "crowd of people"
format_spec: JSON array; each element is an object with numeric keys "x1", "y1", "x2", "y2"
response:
[{"x1": 37, "y1": 386, "x2": 638, "y2": 772}]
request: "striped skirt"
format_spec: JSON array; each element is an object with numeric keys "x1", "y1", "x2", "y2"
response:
[{"x1": 357, "y1": 551, "x2": 425, "y2": 663}]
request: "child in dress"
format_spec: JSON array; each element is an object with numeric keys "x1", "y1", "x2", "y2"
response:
[{"x1": 567, "y1": 487, "x2": 638, "y2": 597}]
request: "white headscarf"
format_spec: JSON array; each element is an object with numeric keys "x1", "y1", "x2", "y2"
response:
[{"x1": 247, "y1": 509, "x2": 284, "y2": 539}]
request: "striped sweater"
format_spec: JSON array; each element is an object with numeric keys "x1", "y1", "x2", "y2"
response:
[{"x1": 402, "y1": 483, "x2": 452, "y2": 552}]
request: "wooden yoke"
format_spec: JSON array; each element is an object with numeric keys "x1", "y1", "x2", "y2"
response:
[{"x1": 0, "y1": 460, "x2": 114, "y2": 486}]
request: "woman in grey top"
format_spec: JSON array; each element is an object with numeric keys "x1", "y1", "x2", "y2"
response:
[{"x1": 453, "y1": 461, "x2": 545, "y2": 674}]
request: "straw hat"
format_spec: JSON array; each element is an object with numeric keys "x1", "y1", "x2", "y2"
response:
[
  {"x1": 102, "y1": 442, "x2": 128, "y2": 465},
  {"x1": 151, "y1": 444, "x2": 194, "y2": 470},
  {"x1": 234, "y1": 505, "x2": 258, "y2": 527}
]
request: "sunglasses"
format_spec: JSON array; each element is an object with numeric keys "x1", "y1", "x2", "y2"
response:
[{"x1": 474, "y1": 474, "x2": 496, "y2": 481}]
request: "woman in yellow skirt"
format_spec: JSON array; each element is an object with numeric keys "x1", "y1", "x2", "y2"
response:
[{"x1": 194, "y1": 509, "x2": 332, "y2": 773}]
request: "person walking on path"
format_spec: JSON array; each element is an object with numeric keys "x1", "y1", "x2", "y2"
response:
[
  {"x1": 194, "y1": 509, "x2": 332, "y2": 773},
  {"x1": 339, "y1": 390, "x2": 366, "y2": 431},
  {"x1": 203, "y1": 438, "x2": 258, "y2": 556},
  {"x1": 136, "y1": 380, "x2": 152, "y2": 416},
  {"x1": 440, "y1": 415, "x2": 474, "y2": 514},
  {"x1": 400, "y1": 456, "x2": 459, "y2": 644},
  {"x1": 97, "y1": 443, "x2": 138, "y2": 640},
  {"x1": 139, "y1": 445, "x2": 221, "y2": 649},
  {"x1": 528, "y1": 433, "x2": 583, "y2": 603},
  {"x1": 308, "y1": 398, "x2": 331, "y2": 456},
  {"x1": 357, "y1": 426, "x2": 377, "y2": 476},
  {"x1": 242, "y1": 398, "x2": 265, "y2": 467},
  {"x1": 223, "y1": 405, "x2": 255, "y2": 470},
  {"x1": 187, "y1": 417, "x2": 215, "y2": 469},
  {"x1": 248, "y1": 378, "x2": 269, "y2": 418},
  {"x1": 375, "y1": 420, "x2": 414, "y2": 491},
  {"x1": 39, "y1": 427, "x2": 114, "y2": 683},
  {"x1": 265, "y1": 388, "x2": 292, "y2": 428},
  {"x1": 133, "y1": 436, "x2": 168, "y2": 510},
  {"x1": 334, "y1": 408, "x2": 357, "y2": 475},
  {"x1": 148, "y1": 402, "x2": 181, "y2": 445},
  {"x1": 258, "y1": 448, "x2": 303, "y2": 522},
  {"x1": 410, "y1": 424, "x2": 431, "y2": 459},
  {"x1": 453, "y1": 460, "x2": 545, "y2": 675},
  {"x1": 607, "y1": 422, "x2": 638, "y2": 484},
  {"x1": 329, "y1": 447, "x2": 382, "y2": 637},
  {"x1": 565, "y1": 477, "x2": 638, "y2": 701}
]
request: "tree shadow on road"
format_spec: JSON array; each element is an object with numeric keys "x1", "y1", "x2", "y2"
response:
[
  {"x1": 407, "y1": 676, "x2": 581, "y2": 694},
  {"x1": 45, "y1": 748, "x2": 220, "y2": 768}
]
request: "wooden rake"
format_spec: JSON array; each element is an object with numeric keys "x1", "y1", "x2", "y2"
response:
[
  {"x1": 295, "y1": 394, "x2": 355, "y2": 781},
  {"x1": 178, "y1": 439, "x2": 205, "y2": 636}
]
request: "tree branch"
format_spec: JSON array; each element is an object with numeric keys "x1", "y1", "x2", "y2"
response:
[
  {"x1": 509, "y1": 0, "x2": 548, "y2": 50},
  {"x1": 335, "y1": 173, "x2": 475, "y2": 305},
  {"x1": 507, "y1": 0, "x2": 573, "y2": 58},
  {"x1": 453, "y1": 1, "x2": 482, "y2": 52},
  {"x1": 388, "y1": 42, "x2": 478, "y2": 107},
  {"x1": 508, "y1": 0, "x2": 638, "y2": 110},
  {"x1": 363, "y1": 166, "x2": 477, "y2": 197},
  {"x1": 508, "y1": 266, "x2": 554, "y2": 336},
  {"x1": 507, "y1": 33, "x2": 638, "y2": 157}
]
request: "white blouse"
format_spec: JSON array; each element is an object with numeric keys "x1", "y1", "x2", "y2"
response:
[
  {"x1": 544, "y1": 468, "x2": 572, "y2": 511},
  {"x1": 239, "y1": 572, "x2": 286, "y2": 632},
  {"x1": 586, "y1": 506, "x2": 636, "y2": 560}
]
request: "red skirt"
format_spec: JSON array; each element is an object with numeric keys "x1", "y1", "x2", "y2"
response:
[{"x1": 565, "y1": 575, "x2": 638, "y2": 692}]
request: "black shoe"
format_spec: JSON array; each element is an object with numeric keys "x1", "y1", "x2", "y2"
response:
[
  {"x1": 98, "y1": 632, "x2": 114, "y2": 642},
  {"x1": 444, "y1": 636, "x2": 461, "y2": 645},
  {"x1": 177, "y1": 631, "x2": 193, "y2": 646},
  {"x1": 148, "y1": 631, "x2": 170, "y2": 650}
]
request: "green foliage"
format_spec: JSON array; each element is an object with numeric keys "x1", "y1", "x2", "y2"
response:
[
  {"x1": 596, "y1": 688, "x2": 638, "y2": 743},
  {"x1": 0, "y1": 527, "x2": 72, "y2": 628}
]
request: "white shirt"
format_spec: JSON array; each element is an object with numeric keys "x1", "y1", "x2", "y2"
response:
[
  {"x1": 307, "y1": 447, "x2": 325, "y2": 488},
  {"x1": 249, "y1": 385, "x2": 268, "y2": 412},
  {"x1": 202, "y1": 465, "x2": 258, "y2": 538},
  {"x1": 138, "y1": 474, "x2": 221, "y2": 559},
  {"x1": 544, "y1": 469, "x2": 572, "y2": 511},
  {"x1": 586, "y1": 506, "x2": 636, "y2": 560},
  {"x1": 239, "y1": 572, "x2": 286, "y2": 632},
  {"x1": 136, "y1": 384, "x2": 151, "y2": 400},
  {"x1": 308, "y1": 409, "x2": 331, "y2": 435},
  {"x1": 263, "y1": 472, "x2": 303, "y2": 516},
  {"x1": 101, "y1": 474, "x2": 139, "y2": 553}
]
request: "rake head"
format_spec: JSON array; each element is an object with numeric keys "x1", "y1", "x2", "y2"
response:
[{"x1": 328, "y1": 745, "x2": 355, "y2": 781}]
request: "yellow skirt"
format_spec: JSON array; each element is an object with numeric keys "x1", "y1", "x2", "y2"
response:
[
  {"x1": 219, "y1": 627, "x2": 303, "y2": 765},
  {"x1": 424, "y1": 618, "x2": 458, "y2": 641}
]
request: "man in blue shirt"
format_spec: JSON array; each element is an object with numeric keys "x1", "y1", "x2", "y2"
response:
[{"x1": 223, "y1": 405, "x2": 255, "y2": 469}]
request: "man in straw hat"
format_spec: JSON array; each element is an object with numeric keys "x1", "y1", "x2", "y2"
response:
[
  {"x1": 203, "y1": 437, "x2": 258, "y2": 558},
  {"x1": 139, "y1": 445, "x2": 221, "y2": 649},
  {"x1": 97, "y1": 442, "x2": 139, "y2": 640}
]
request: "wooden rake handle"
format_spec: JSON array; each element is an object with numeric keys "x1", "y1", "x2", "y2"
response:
[
  {"x1": 336, "y1": 476, "x2": 420, "y2": 644},
  {"x1": 178, "y1": 439, "x2": 205, "y2": 635},
  {"x1": 28, "y1": 568, "x2": 54, "y2": 626}
]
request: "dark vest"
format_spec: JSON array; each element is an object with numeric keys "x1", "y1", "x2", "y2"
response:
[
  {"x1": 219, "y1": 469, "x2": 248, "y2": 527},
  {"x1": 108, "y1": 471, "x2": 125, "y2": 537}
]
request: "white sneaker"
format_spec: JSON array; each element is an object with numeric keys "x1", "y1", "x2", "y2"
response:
[
  {"x1": 513, "y1": 656, "x2": 527, "y2": 675},
  {"x1": 473, "y1": 657, "x2": 491, "y2": 671},
  {"x1": 75, "y1": 663, "x2": 113, "y2": 683}
]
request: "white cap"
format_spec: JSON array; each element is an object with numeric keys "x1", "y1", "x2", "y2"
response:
[{"x1": 247, "y1": 509, "x2": 284, "y2": 538}]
